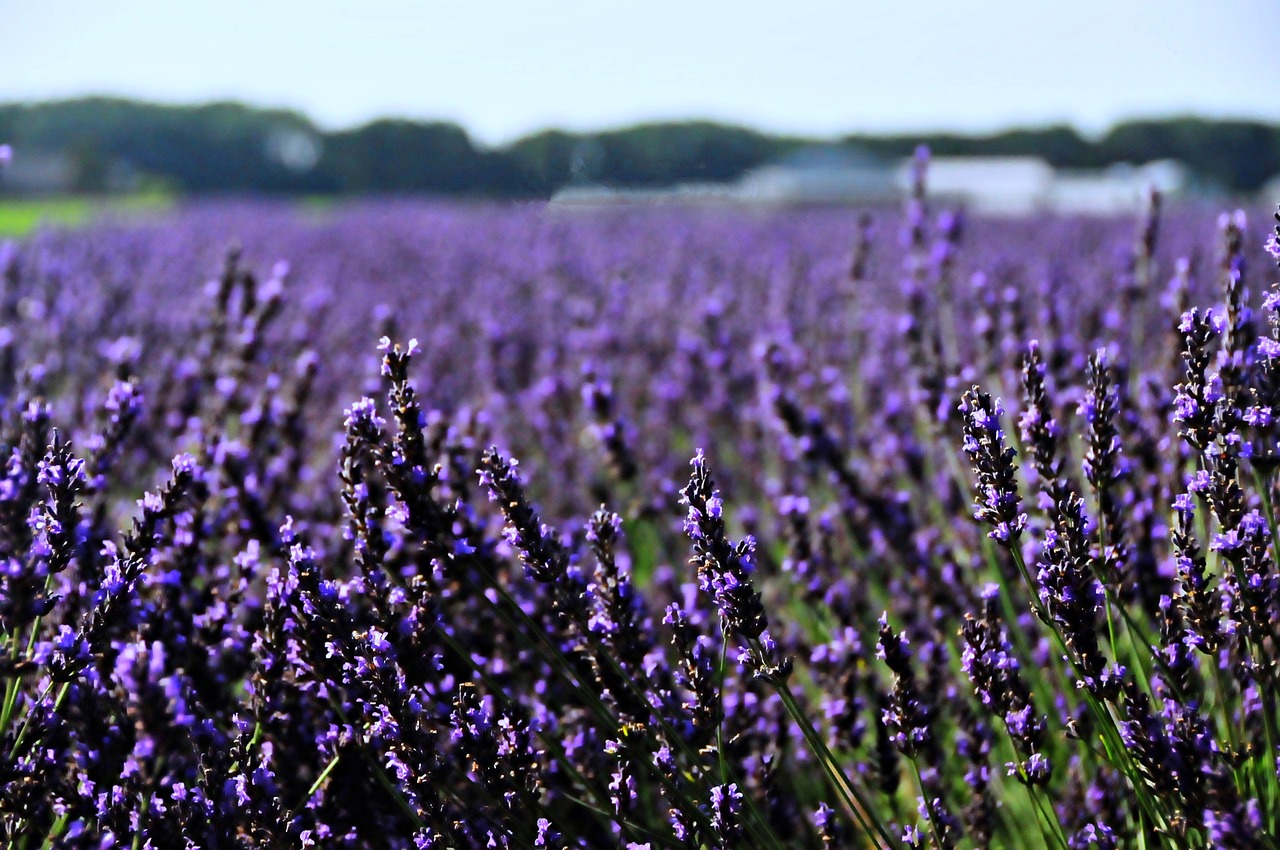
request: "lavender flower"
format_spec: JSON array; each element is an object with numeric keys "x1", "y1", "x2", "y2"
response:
[
  {"x1": 680, "y1": 450, "x2": 766, "y2": 641},
  {"x1": 1036, "y1": 492, "x2": 1122, "y2": 698},
  {"x1": 960, "y1": 584, "x2": 1050, "y2": 785},
  {"x1": 960, "y1": 387, "x2": 1026, "y2": 545},
  {"x1": 1081, "y1": 349, "x2": 1129, "y2": 588},
  {"x1": 1173, "y1": 308, "x2": 1220, "y2": 451},
  {"x1": 708, "y1": 783, "x2": 743, "y2": 848},
  {"x1": 1020, "y1": 340, "x2": 1062, "y2": 487},
  {"x1": 479, "y1": 448, "x2": 569, "y2": 583},
  {"x1": 0, "y1": 189, "x2": 1278, "y2": 848}
]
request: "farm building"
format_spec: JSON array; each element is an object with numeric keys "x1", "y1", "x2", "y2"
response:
[
  {"x1": 550, "y1": 145, "x2": 1201, "y2": 214},
  {"x1": 1050, "y1": 160, "x2": 1190, "y2": 214},
  {"x1": 898, "y1": 156, "x2": 1054, "y2": 216},
  {"x1": 735, "y1": 144, "x2": 898, "y2": 204}
]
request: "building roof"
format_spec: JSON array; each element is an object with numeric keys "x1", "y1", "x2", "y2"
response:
[{"x1": 773, "y1": 144, "x2": 890, "y2": 172}]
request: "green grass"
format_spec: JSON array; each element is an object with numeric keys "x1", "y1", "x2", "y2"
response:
[{"x1": 0, "y1": 193, "x2": 176, "y2": 238}]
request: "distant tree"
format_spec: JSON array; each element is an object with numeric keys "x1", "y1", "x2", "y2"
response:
[
  {"x1": 319, "y1": 119, "x2": 485, "y2": 194},
  {"x1": 594, "y1": 122, "x2": 792, "y2": 186},
  {"x1": 502, "y1": 131, "x2": 585, "y2": 194},
  {"x1": 501, "y1": 123, "x2": 794, "y2": 193},
  {"x1": 1100, "y1": 118, "x2": 1280, "y2": 192},
  {"x1": 0, "y1": 98, "x2": 327, "y2": 193}
]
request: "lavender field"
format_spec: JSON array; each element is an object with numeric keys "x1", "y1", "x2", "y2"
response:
[{"x1": 1, "y1": 172, "x2": 1279, "y2": 848}]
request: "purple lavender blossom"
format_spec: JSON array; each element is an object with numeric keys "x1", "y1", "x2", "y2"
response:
[
  {"x1": 959, "y1": 387, "x2": 1026, "y2": 545},
  {"x1": 679, "y1": 450, "x2": 767, "y2": 641},
  {"x1": 479, "y1": 448, "x2": 569, "y2": 583}
]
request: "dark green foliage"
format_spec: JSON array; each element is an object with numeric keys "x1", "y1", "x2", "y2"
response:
[{"x1": 2, "y1": 97, "x2": 1279, "y2": 197}]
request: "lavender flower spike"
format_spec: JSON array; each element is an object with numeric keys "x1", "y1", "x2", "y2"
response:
[
  {"x1": 960, "y1": 387, "x2": 1026, "y2": 546},
  {"x1": 680, "y1": 450, "x2": 766, "y2": 640},
  {"x1": 479, "y1": 447, "x2": 569, "y2": 583}
]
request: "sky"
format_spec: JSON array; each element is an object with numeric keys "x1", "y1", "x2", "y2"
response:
[{"x1": 1, "y1": 0, "x2": 1278, "y2": 145}]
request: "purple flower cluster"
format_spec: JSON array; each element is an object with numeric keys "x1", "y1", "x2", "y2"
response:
[{"x1": 0, "y1": 191, "x2": 1276, "y2": 848}]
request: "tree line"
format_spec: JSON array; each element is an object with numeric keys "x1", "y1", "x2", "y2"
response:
[{"x1": 1, "y1": 97, "x2": 1277, "y2": 196}]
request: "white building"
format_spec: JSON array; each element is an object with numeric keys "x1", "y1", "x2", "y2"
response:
[
  {"x1": 548, "y1": 182, "x2": 738, "y2": 207},
  {"x1": 1050, "y1": 160, "x2": 1190, "y2": 215},
  {"x1": 748, "y1": 149, "x2": 1193, "y2": 215},
  {"x1": 736, "y1": 145, "x2": 898, "y2": 204},
  {"x1": 896, "y1": 156, "x2": 1055, "y2": 216},
  {"x1": 549, "y1": 146, "x2": 1197, "y2": 216}
]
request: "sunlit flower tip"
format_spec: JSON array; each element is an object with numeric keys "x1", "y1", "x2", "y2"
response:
[
  {"x1": 1172, "y1": 395, "x2": 1198, "y2": 421},
  {"x1": 1267, "y1": 234, "x2": 1280, "y2": 262},
  {"x1": 377, "y1": 336, "x2": 392, "y2": 351},
  {"x1": 139, "y1": 491, "x2": 165, "y2": 513},
  {"x1": 1186, "y1": 469, "x2": 1213, "y2": 494},
  {"x1": 534, "y1": 819, "x2": 561, "y2": 848},
  {"x1": 1244, "y1": 405, "x2": 1273, "y2": 427},
  {"x1": 1023, "y1": 753, "x2": 1051, "y2": 784},
  {"x1": 171, "y1": 452, "x2": 201, "y2": 477},
  {"x1": 343, "y1": 397, "x2": 384, "y2": 430},
  {"x1": 1262, "y1": 335, "x2": 1280, "y2": 361},
  {"x1": 709, "y1": 783, "x2": 743, "y2": 838}
]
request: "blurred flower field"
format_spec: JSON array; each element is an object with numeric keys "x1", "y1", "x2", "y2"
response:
[{"x1": 0, "y1": 162, "x2": 1278, "y2": 848}]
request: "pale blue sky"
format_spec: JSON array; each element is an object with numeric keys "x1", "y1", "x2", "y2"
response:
[{"x1": 1, "y1": 0, "x2": 1278, "y2": 144}]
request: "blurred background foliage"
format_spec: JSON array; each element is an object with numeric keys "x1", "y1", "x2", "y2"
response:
[{"x1": 1, "y1": 97, "x2": 1279, "y2": 198}]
